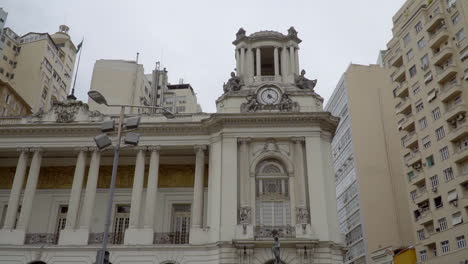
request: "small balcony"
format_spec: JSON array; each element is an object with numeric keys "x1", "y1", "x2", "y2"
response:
[
  {"x1": 392, "y1": 67, "x2": 406, "y2": 83},
  {"x1": 409, "y1": 171, "x2": 424, "y2": 184},
  {"x1": 395, "y1": 82, "x2": 409, "y2": 98},
  {"x1": 436, "y1": 63, "x2": 457, "y2": 84},
  {"x1": 154, "y1": 232, "x2": 190, "y2": 244},
  {"x1": 391, "y1": 52, "x2": 404, "y2": 68},
  {"x1": 432, "y1": 46, "x2": 454, "y2": 66},
  {"x1": 405, "y1": 151, "x2": 422, "y2": 166},
  {"x1": 445, "y1": 103, "x2": 466, "y2": 122},
  {"x1": 396, "y1": 97, "x2": 411, "y2": 114},
  {"x1": 401, "y1": 115, "x2": 415, "y2": 132},
  {"x1": 413, "y1": 188, "x2": 429, "y2": 204},
  {"x1": 429, "y1": 27, "x2": 449, "y2": 49},
  {"x1": 416, "y1": 209, "x2": 433, "y2": 225},
  {"x1": 453, "y1": 144, "x2": 468, "y2": 164},
  {"x1": 404, "y1": 131, "x2": 418, "y2": 149},
  {"x1": 254, "y1": 225, "x2": 295, "y2": 238},
  {"x1": 25, "y1": 233, "x2": 59, "y2": 245},
  {"x1": 426, "y1": 13, "x2": 444, "y2": 33},
  {"x1": 440, "y1": 81, "x2": 462, "y2": 103},
  {"x1": 448, "y1": 121, "x2": 468, "y2": 142}
]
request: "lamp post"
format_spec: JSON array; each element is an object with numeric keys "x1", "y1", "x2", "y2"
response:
[{"x1": 88, "y1": 90, "x2": 174, "y2": 264}]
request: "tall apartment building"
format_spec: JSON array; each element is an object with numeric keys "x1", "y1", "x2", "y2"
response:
[
  {"x1": 90, "y1": 60, "x2": 202, "y2": 114},
  {"x1": 325, "y1": 64, "x2": 414, "y2": 264},
  {"x1": 0, "y1": 25, "x2": 77, "y2": 114},
  {"x1": 382, "y1": 0, "x2": 468, "y2": 262},
  {"x1": 0, "y1": 79, "x2": 31, "y2": 116},
  {"x1": 0, "y1": 8, "x2": 8, "y2": 58}
]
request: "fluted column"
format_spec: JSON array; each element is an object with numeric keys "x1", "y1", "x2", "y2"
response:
[
  {"x1": 129, "y1": 148, "x2": 146, "y2": 228},
  {"x1": 238, "y1": 138, "x2": 251, "y2": 207},
  {"x1": 191, "y1": 145, "x2": 206, "y2": 228},
  {"x1": 16, "y1": 148, "x2": 43, "y2": 231},
  {"x1": 79, "y1": 149, "x2": 101, "y2": 229},
  {"x1": 274, "y1": 47, "x2": 279, "y2": 76},
  {"x1": 289, "y1": 46, "x2": 295, "y2": 75},
  {"x1": 143, "y1": 146, "x2": 160, "y2": 229},
  {"x1": 236, "y1": 49, "x2": 240, "y2": 75},
  {"x1": 240, "y1": 48, "x2": 245, "y2": 76},
  {"x1": 64, "y1": 149, "x2": 88, "y2": 230},
  {"x1": 256, "y1": 48, "x2": 261, "y2": 78},
  {"x1": 247, "y1": 48, "x2": 255, "y2": 83},
  {"x1": 292, "y1": 137, "x2": 307, "y2": 209},
  {"x1": 294, "y1": 48, "x2": 300, "y2": 75},
  {"x1": 281, "y1": 47, "x2": 289, "y2": 81},
  {"x1": 2, "y1": 149, "x2": 29, "y2": 230}
]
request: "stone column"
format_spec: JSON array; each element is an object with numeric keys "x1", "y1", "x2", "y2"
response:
[
  {"x1": 274, "y1": 47, "x2": 279, "y2": 76},
  {"x1": 143, "y1": 146, "x2": 161, "y2": 229},
  {"x1": 79, "y1": 149, "x2": 101, "y2": 230},
  {"x1": 15, "y1": 148, "x2": 43, "y2": 233},
  {"x1": 281, "y1": 47, "x2": 289, "y2": 82},
  {"x1": 191, "y1": 145, "x2": 206, "y2": 228},
  {"x1": 128, "y1": 148, "x2": 146, "y2": 229},
  {"x1": 59, "y1": 148, "x2": 89, "y2": 245},
  {"x1": 238, "y1": 138, "x2": 251, "y2": 207},
  {"x1": 236, "y1": 49, "x2": 240, "y2": 76},
  {"x1": 65, "y1": 149, "x2": 88, "y2": 230},
  {"x1": 295, "y1": 48, "x2": 300, "y2": 75},
  {"x1": 240, "y1": 48, "x2": 245, "y2": 76},
  {"x1": 291, "y1": 137, "x2": 309, "y2": 232},
  {"x1": 256, "y1": 48, "x2": 261, "y2": 78},
  {"x1": 247, "y1": 48, "x2": 255, "y2": 83},
  {"x1": 2, "y1": 149, "x2": 29, "y2": 230},
  {"x1": 289, "y1": 46, "x2": 295, "y2": 75}
]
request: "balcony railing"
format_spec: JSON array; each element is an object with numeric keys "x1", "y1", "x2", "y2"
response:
[
  {"x1": 254, "y1": 225, "x2": 295, "y2": 238},
  {"x1": 25, "y1": 233, "x2": 59, "y2": 245},
  {"x1": 89, "y1": 232, "x2": 125, "y2": 245},
  {"x1": 260, "y1": 76, "x2": 276, "y2": 82},
  {"x1": 154, "y1": 232, "x2": 189, "y2": 244}
]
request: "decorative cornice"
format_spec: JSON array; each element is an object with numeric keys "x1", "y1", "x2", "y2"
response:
[
  {"x1": 290, "y1": 136, "x2": 305, "y2": 143},
  {"x1": 237, "y1": 137, "x2": 252, "y2": 144}
]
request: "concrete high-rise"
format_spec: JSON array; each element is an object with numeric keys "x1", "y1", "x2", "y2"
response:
[
  {"x1": 382, "y1": 0, "x2": 468, "y2": 262},
  {"x1": 326, "y1": 64, "x2": 415, "y2": 264}
]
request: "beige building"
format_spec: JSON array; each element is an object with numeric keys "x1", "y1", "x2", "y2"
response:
[
  {"x1": 325, "y1": 64, "x2": 414, "y2": 264},
  {"x1": 0, "y1": 25, "x2": 77, "y2": 114},
  {"x1": 90, "y1": 60, "x2": 202, "y2": 115},
  {"x1": 382, "y1": 0, "x2": 468, "y2": 262},
  {"x1": 0, "y1": 79, "x2": 31, "y2": 117}
]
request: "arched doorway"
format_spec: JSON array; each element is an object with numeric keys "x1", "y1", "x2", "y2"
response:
[{"x1": 29, "y1": 261, "x2": 47, "y2": 264}]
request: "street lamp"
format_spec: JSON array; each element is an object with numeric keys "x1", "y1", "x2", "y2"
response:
[{"x1": 88, "y1": 90, "x2": 174, "y2": 264}]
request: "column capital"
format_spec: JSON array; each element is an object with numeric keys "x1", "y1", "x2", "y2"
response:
[
  {"x1": 73, "y1": 146, "x2": 92, "y2": 152},
  {"x1": 29, "y1": 147, "x2": 44, "y2": 153},
  {"x1": 134, "y1": 146, "x2": 148, "y2": 152},
  {"x1": 291, "y1": 137, "x2": 305, "y2": 143},
  {"x1": 16, "y1": 147, "x2": 30, "y2": 153},
  {"x1": 148, "y1": 145, "x2": 161, "y2": 152},
  {"x1": 238, "y1": 137, "x2": 252, "y2": 144},
  {"x1": 194, "y1": 145, "x2": 207, "y2": 152}
]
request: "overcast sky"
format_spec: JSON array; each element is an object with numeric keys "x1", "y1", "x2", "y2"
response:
[{"x1": 2, "y1": 0, "x2": 406, "y2": 112}]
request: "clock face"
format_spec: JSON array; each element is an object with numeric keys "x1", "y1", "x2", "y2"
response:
[{"x1": 259, "y1": 87, "x2": 281, "y2": 105}]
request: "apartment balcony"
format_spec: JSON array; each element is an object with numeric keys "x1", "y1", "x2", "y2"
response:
[
  {"x1": 436, "y1": 64, "x2": 457, "y2": 84},
  {"x1": 391, "y1": 52, "x2": 404, "y2": 68},
  {"x1": 440, "y1": 81, "x2": 462, "y2": 103},
  {"x1": 448, "y1": 121, "x2": 468, "y2": 142},
  {"x1": 25, "y1": 233, "x2": 59, "y2": 245},
  {"x1": 453, "y1": 144, "x2": 468, "y2": 163},
  {"x1": 396, "y1": 97, "x2": 411, "y2": 114},
  {"x1": 413, "y1": 189, "x2": 429, "y2": 204},
  {"x1": 426, "y1": 12, "x2": 444, "y2": 32},
  {"x1": 404, "y1": 131, "x2": 418, "y2": 149},
  {"x1": 405, "y1": 151, "x2": 422, "y2": 166},
  {"x1": 433, "y1": 46, "x2": 454, "y2": 66},
  {"x1": 153, "y1": 232, "x2": 190, "y2": 244},
  {"x1": 429, "y1": 27, "x2": 449, "y2": 49},
  {"x1": 416, "y1": 209, "x2": 433, "y2": 225},
  {"x1": 395, "y1": 82, "x2": 409, "y2": 98},
  {"x1": 254, "y1": 225, "x2": 295, "y2": 238},
  {"x1": 409, "y1": 171, "x2": 425, "y2": 184},
  {"x1": 401, "y1": 115, "x2": 415, "y2": 131},
  {"x1": 392, "y1": 67, "x2": 406, "y2": 83},
  {"x1": 445, "y1": 103, "x2": 466, "y2": 122}
]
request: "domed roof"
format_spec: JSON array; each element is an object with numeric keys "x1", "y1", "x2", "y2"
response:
[
  {"x1": 248, "y1": 30, "x2": 285, "y2": 38},
  {"x1": 233, "y1": 27, "x2": 301, "y2": 45}
]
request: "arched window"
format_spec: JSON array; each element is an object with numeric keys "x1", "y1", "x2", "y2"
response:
[
  {"x1": 255, "y1": 159, "x2": 291, "y2": 227},
  {"x1": 29, "y1": 261, "x2": 47, "y2": 264}
]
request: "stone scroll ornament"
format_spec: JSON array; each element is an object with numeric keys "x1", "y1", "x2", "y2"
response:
[
  {"x1": 294, "y1": 69, "x2": 317, "y2": 91},
  {"x1": 54, "y1": 100, "x2": 82, "y2": 123}
]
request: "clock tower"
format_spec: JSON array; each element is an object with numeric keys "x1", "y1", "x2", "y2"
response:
[{"x1": 216, "y1": 27, "x2": 324, "y2": 113}]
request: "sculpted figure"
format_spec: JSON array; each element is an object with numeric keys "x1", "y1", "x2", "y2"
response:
[
  {"x1": 295, "y1": 69, "x2": 317, "y2": 90},
  {"x1": 236, "y1": 28, "x2": 246, "y2": 39},
  {"x1": 288, "y1": 26, "x2": 298, "y2": 38},
  {"x1": 272, "y1": 236, "x2": 281, "y2": 264},
  {"x1": 223, "y1": 72, "x2": 243, "y2": 93}
]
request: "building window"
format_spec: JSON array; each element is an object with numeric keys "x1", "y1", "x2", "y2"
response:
[
  {"x1": 409, "y1": 65, "x2": 418, "y2": 77},
  {"x1": 452, "y1": 13, "x2": 460, "y2": 25},
  {"x1": 452, "y1": 211, "x2": 463, "y2": 226},
  {"x1": 420, "y1": 250, "x2": 428, "y2": 261},
  {"x1": 441, "y1": 240, "x2": 450, "y2": 254},
  {"x1": 426, "y1": 155, "x2": 435, "y2": 166},
  {"x1": 415, "y1": 22, "x2": 423, "y2": 33},
  {"x1": 5, "y1": 94, "x2": 10, "y2": 104},
  {"x1": 417, "y1": 38, "x2": 426, "y2": 49},
  {"x1": 415, "y1": 101, "x2": 424, "y2": 112},
  {"x1": 9, "y1": 73, "x2": 14, "y2": 80},
  {"x1": 430, "y1": 175, "x2": 439, "y2": 188},
  {"x1": 176, "y1": 106, "x2": 186, "y2": 113},
  {"x1": 403, "y1": 33, "x2": 411, "y2": 46},
  {"x1": 41, "y1": 86, "x2": 49, "y2": 100},
  {"x1": 457, "y1": 235, "x2": 466, "y2": 249},
  {"x1": 6, "y1": 40, "x2": 11, "y2": 47},
  {"x1": 113, "y1": 204, "x2": 130, "y2": 245},
  {"x1": 422, "y1": 136, "x2": 432, "y2": 149},
  {"x1": 55, "y1": 205, "x2": 67, "y2": 242},
  {"x1": 410, "y1": 190, "x2": 417, "y2": 200},
  {"x1": 439, "y1": 146, "x2": 450, "y2": 161},
  {"x1": 431, "y1": 107, "x2": 441, "y2": 120},
  {"x1": 438, "y1": 217, "x2": 448, "y2": 230},
  {"x1": 435, "y1": 127, "x2": 445, "y2": 140},
  {"x1": 417, "y1": 229, "x2": 425, "y2": 240},
  {"x1": 0, "y1": 67, "x2": 3, "y2": 74},
  {"x1": 413, "y1": 85, "x2": 421, "y2": 95},
  {"x1": 443, "y1": 167, "x2": 454, "y2": 181},
  {"x1": 435, "y1": 197, "x2": 444, "y2": 209},
  {"x1": 2, "y1": 55, "x2": 6, "y2": 61},
  {"x1": 419, "y1": 117, "x2": 428, "y2": 130},
  {"x1": 407, "y1": 49, "x2": 415, "y2": 61},
  {"x1": 456, "y1": 29, "x2": 466, "y2": 43},
  {"x1": 421, "y1": 54, "x2": 430, "y2": 69},
  {"x1": 407, "y1": 171, "x2": 415, "y2": 182}
]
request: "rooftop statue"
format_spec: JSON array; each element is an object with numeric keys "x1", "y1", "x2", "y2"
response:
[
  {"x1": 223, "y1": 72, "x2": 243, "y2": 93},
  {"x1": 287, "y1": 26, "x2": 298, "y2": 38},
  {"x1": 236, "y1": 28, "x2": 246, "y2": 40},
  {"x1": 295, "y1": 70, "x2": 317, "y2": 90}
]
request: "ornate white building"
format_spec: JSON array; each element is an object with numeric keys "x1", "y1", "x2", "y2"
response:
[{"x1": 0, "y1": 28, "x2": 345, "y2": 264}]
